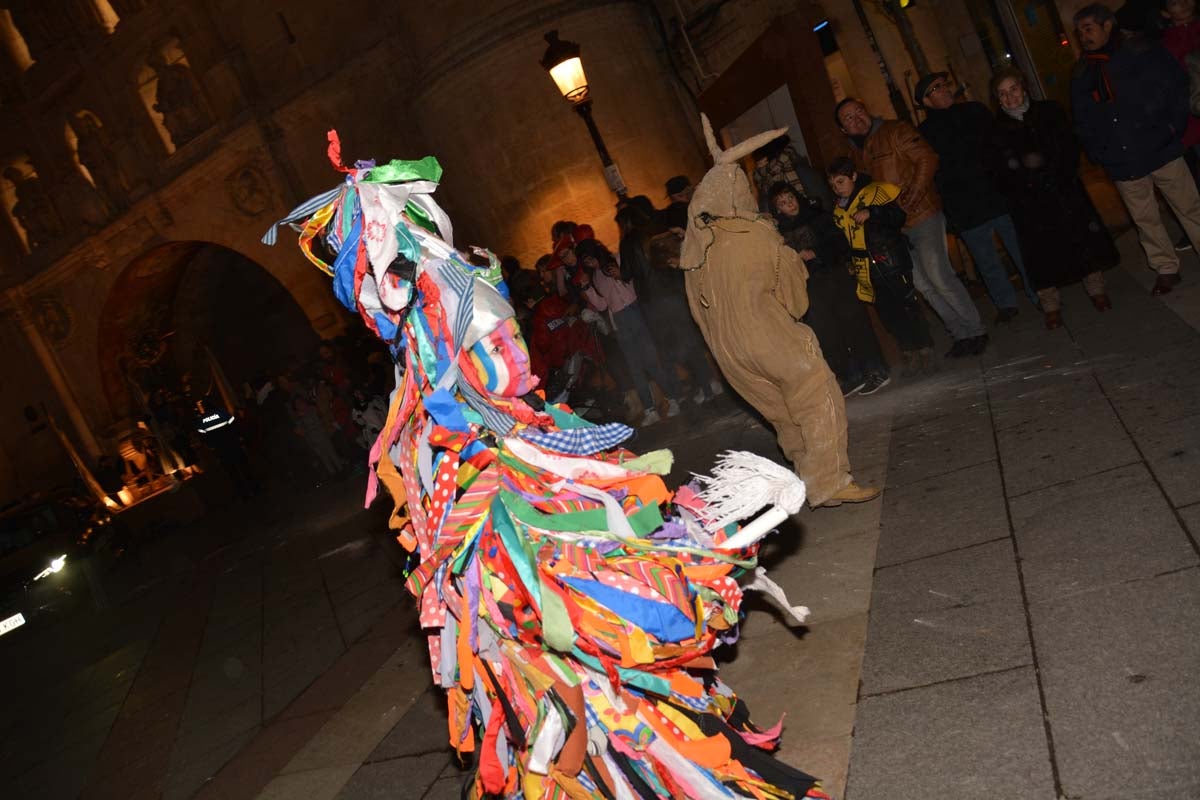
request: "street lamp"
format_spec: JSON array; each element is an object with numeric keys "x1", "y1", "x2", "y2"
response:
[{"x1": 540, "y1": 30, "x2": 627, "y2": 200}]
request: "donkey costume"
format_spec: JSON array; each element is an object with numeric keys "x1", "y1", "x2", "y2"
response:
[{"x1": 679, "y1": 117, "x2": 877, "y2": 507}]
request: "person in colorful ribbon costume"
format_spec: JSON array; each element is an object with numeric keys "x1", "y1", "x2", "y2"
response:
[{"x1": 263, "y1": 132, "x2": 832, "y2": 800}]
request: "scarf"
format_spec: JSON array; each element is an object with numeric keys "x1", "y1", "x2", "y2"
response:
[
  {"x1": 1083, "y1": 33, "x2": 1121, "y2": 104},
  {"x1": 1002, "y1": 96, "x2": 1031, "y2": 121}
]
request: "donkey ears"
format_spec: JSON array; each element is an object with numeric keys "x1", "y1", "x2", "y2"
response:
[{"x1": 700, "y1": 113, "x2": 789, "y2": 165}]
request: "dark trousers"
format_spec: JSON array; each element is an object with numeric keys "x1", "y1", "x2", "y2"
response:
[
  {"x1": 805, "y1": 267, "x2": 886, "y2": 382},
  {"x1": 646, "y1": 295, "x2": 714, "y2": 388},
  {"x1": 871, "y1": 266, "x2": 933, "y2": 352}
]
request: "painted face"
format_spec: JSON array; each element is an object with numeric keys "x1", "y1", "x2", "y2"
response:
[
  {"x1": 466, "y1": 317, "x2": 537, "y2": 397},
  {"x1": 829, "y1": 173, "x2": 856, "y2": 199},
  {"x1": 996, "y1": 77, "x2": 1026, "y2": 111}
]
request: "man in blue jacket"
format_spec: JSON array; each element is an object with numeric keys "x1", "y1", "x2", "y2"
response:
[{"x1": 1070, "y1": 2, "x2": 1200, "y2": 295}]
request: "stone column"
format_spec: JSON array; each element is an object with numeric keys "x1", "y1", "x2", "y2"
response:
[{"x1": 3, "y1": 288, "x2": 102, "y2": 459}]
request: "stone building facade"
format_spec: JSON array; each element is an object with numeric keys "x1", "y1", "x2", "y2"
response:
[{"x1": 0, "y1": 0, "x2": 1097, "y2": 503}]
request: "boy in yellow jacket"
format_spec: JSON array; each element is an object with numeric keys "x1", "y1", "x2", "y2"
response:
[{"x1": 828, "y1": 157, "x2": 935, "y2": 374}]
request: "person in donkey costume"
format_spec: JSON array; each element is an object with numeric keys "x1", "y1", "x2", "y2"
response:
[{"x1": 678, "y1": 117, "x2": 881, "y2": 508}]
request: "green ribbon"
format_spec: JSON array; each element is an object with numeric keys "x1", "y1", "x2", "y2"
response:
[
  {"x1": 363, "y1": 156, "x2": 443, "y2": 184},
  {"x1": 362, "y1": 156, "x2": 444, "y2": 235},
  {"x1": 491, "y1": 495, "x2": 576, "y2": 652},
  {"x1": 500, "y1": 490, "x2": 665, "y2": 537}
]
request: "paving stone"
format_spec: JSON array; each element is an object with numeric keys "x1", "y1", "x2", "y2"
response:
[
  {"x1": 1094, "y1": 347, "x2": 1200, "y2": 433},
  {"x1": 886, "y1": 406, "x2": 996, "y2": 489},
  {"x1": 421, "y1": 774, "x2": 465, "y2": 800},
  {"x1": 1132, "y1": 411, "x2": 1200, "y2": 507},
  {"x1": 745, "y1": 530, "x2": 878, "y2": 628},
  {"x1": 720, "y1": 616, "x2": 866, "y2": 741},
  {"x1": 985, "y1": 362, "x2": 1101, "y2": 433},
  {"x1": 161, "y1": 724, "x2": 259, "y2": 800},
  {"x1": 193, "y1": 711, "x2": 333, "y2": 800},
  {"x1": 1180, "y1": 503, "x2": 1200, "y2": 541},
  {"x1": 258, "y1": 765, "x2": 359, "y2": 800},
  {"x1": 172, "y1": 695, "x2": 261, "y2": 761},
  {"x1": 1011, "y1": 463, "x2": 1198, "y2": 604},
  {"x1": 332, "y1": 580, "x2": 406, "y2": 645},
  {"x1": 890, "y1": 374, "x2": 986, "y2": 431},
  {"x1": 775, "y1": 734, "x2": 852, "y2": 800},
  {"x1": 335, "y1": 755, "x2": 445, "y2": 799},
  {"x1": 861, "y1": 541, "x2": 1030, "y2": 695},
  {"x1": 995, "y1": 390, "x2": 1139, "y2": 497},
  {"x1": 846, "y1": 667, "x2": 1055, "y2": 800},
  {"x1": 875, "y1": 460, "x2": 1008, "y2": 567},
  {"x1": 369, "y1": 689, "x2": 450, "y2": 761},
  {"x1": 1031, "y1": 570, "x2": 1200, "y2": 799}
]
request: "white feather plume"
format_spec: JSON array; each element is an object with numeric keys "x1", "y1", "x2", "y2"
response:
[{"x1": 692, "y1": 450, "x2": 807, "y2": 533}]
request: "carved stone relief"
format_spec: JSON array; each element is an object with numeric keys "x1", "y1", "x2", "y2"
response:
[
  {"x1": 31, "y1": 293, "x2": 72, "y2": 346},
  {"x1": 226, "y1": 164, "x2": 272, "y2": 217}
]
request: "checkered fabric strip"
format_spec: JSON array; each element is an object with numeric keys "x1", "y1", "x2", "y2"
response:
[{"x1": 522, "y1": 423, "x2": 634, "y2": 455}]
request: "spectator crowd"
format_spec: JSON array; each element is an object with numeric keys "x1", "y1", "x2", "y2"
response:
[{"x1": 503, "y1": 0, "x2": 1200, "y2": 431}]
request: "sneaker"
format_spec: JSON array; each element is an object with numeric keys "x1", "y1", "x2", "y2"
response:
[
  {"x1": 709, "y1": 380, "x2": 725, "y2": 396},
  {"x1": 819, "y1": 482, "x2": 882, "y2": 507},
  {"x1": 692, "y1": 388, "x2": 708, "y2": 404},
  {"x1": 841, "y1": 378, "x2": 867, "y2": 397},
  {"x1": 640, "y1": 409, "x2": 661, "y2": 427},
  {"x1": 859, "y1": 373, "x2": 891, "y2": 396},
  {"x1": 665, "y1": 398, "x2": 681, "y2": 417},
  {"x1": 1175, "y1": 235, "x2": 1193, "y2": 251}
]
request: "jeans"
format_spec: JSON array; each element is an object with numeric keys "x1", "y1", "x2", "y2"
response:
[
  {"x1": 907, "y1": 212, "x2": 986, "y2": 340},
  {"x1": 958, "y1": 214, "x2": 1039, "y2": 309},
  {"x1": 612, "y1": 303, "x2": 680, "y2": 408}
]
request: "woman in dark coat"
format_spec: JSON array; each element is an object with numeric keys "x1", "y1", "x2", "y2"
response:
[
  {"x1": 989, "y1": 67, "x2": 1120, "y2": 329},
  {"x1": 769, "y1": 182, "x2": 889, "y2": 394}
]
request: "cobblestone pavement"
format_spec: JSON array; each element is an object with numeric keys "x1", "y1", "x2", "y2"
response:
[{"x1": 1, "y1": 232, "x2": 1197, "y2": 799}]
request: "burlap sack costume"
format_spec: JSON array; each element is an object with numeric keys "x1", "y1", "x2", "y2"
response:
[{"x1": 679, "y1": 117, "x2": 852, "y2": 505}]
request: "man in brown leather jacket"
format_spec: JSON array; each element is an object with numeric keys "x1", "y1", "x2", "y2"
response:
[{"x1": 835, "y1": 98, "x2": 988, "y2": 357}]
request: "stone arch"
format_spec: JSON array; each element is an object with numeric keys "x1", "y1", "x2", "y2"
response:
[{"x1": 96, "y1": 241, "x2": 331, "y2": 420}]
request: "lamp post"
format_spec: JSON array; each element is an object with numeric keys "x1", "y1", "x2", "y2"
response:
[{"x1": 540, "y1": 30, "x2": 628, "y2": 200}]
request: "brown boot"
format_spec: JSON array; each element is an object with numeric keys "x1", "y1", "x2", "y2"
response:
[
  {"x1": 1152, "y1": 274, "x2": 1182, "y2": 296},
  {"x1": 1044, "y1": 309, "x2": 1063, "y2": 330},
  {"x1": 1090, "y1": 293, "x2": 1113, "y2": 312},
  {"x1": 819, "y1": 482, "x2": 882, "y2": 507}
]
